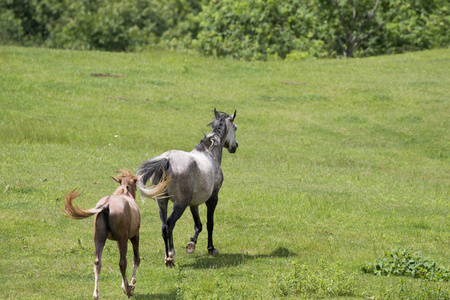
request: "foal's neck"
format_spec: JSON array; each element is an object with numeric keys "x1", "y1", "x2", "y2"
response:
[{"x1": 113, "y1": 185, "x2": 135, "y2": 199}]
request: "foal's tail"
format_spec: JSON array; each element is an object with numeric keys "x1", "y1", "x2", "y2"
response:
[
  {"x1": 64, "y1": 189, "x2": 108, "y2": 220},
  {"x1": 137, "y1": 157, "x2": 171, "y2": 200}
]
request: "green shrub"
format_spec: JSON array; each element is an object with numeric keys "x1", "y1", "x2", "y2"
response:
[
  {"x1": 196, "y1": 0, "x2": 329, "y2": 60},
  {"x1": 371, "y1": 0, "x2": 450, "y2": 55},
  {"x1": 0, "y1": 9, "x2": 24, "y2": 44},
  {"x1": 49, "y1": 0, "x2": 167, "y2": 51},
  {"x1": 361, "y1": 249, "x2": 450, "y2": 282}
]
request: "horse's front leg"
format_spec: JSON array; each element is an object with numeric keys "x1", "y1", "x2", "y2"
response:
[
  {"x1": 186, "y1": 206, "x2": 202, "y2": 254},
  {"x1": 206, "y1": 194, "x2": 219, "y2": 255}
]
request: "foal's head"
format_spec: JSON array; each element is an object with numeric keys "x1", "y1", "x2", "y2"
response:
[
  {"x1": 210, "y1": 109, "x2": 239, "y2": 153},
  {"x1": 112, "y1": 170, "x2": 143, "y2": 199}
]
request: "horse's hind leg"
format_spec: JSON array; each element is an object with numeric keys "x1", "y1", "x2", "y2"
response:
[
  {"x1": 129, "y1": 234, "x2": 140, "y2": 291},
  {"x1": 157, "y1": 199, "x2": 171, "y2": 266},
  {"x1": 93, "y1": 213, "x2": 108, "y2": 300},
  {"x1": 165, "y1": 203, "x2": 187, "y2": 267},
  {"x1": 186, "y1": 206, "x2": 202, "y2": 254},
  {"x1": 117, "y1": 240, "x2": 132, "y2": 297}
]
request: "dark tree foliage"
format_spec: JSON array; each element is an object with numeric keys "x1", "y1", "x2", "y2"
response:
[{"x1": 1, "y1": 0, "x2": 448, "y2": 59}]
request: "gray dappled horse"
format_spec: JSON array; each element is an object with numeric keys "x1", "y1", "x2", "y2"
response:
[
  {"x1": 137, "y1": 109, "x2": 238, "y2": 267},
  {"x1": 64, "y1": 170, "x2": 168, "y2": 299}
]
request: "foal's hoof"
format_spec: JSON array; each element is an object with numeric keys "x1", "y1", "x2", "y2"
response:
[
  {"x1": 208, "y1": 247, "x2": 219, "y2": 256},
  {"x1": 165, "y1": 252, "x2": 175, "y2": 268},
  {"x1": 186, "y1": 242, "x2": 196, "y2": 254}
]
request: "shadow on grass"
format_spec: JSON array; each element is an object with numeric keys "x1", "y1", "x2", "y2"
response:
[
  {"x1": 183, "y1": 246, "x2": 296, "y2": 269},
  {"x1": 134, "y1": 290, "x2": 177, "y2": 300}
]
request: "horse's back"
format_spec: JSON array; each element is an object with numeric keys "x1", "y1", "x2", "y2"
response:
[{"x1": 164, "y1": 150, "x2": 222, "y2": 206}]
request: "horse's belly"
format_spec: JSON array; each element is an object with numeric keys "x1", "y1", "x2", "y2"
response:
[{"x1": 189, "y1": 188, "x2": 213, "y2": 206}]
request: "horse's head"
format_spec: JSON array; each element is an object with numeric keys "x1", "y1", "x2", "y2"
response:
[
  {"x1": 213, "y1": 109, "x2": 238, "y2": 153},
  {"x1": 112, "y1": 170, "x2": 143, "y2": 199}
]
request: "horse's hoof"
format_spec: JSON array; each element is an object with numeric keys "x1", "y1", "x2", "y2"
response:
[
  {"x1": 208, "y1": 248, "x2": 219, "y2": 256},
  {"x1": 165, "y1": 252, "x2": 175, "y2": 268},
  {"x1": 165, "y1": 258, "x2": 175, "y2": 268},
  {"x1": 186, "y1": 241, "x2": 196, "y2": 254}
]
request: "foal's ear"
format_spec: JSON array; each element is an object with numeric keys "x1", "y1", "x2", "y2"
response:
[
  {"x1": 214, "y1": 108, "x2": 221, "y2": 119},
  {"x1": 112, "y1": 176, "x2": 121, "y2": 183},
  {"x1": 134, "y1": 174, "x2": 144, "y2": 181},
  {"x1": 231, "y1": 110, "x2": 237, "y2": 121}
]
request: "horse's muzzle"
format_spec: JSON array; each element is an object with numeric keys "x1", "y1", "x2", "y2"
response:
[{"x1": 228, "y1": 141, "x2": 238, "y2": 153}]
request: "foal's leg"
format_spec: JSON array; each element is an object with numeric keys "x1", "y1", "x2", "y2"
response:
[
  {"x1": 129, "y1": 234, "x2": 140, "y2": 290},
  {"x1": 206, "y1": 194, "x2": 219, "y2": 255},
  {"x1": 117, "y1": 239, "x2": 132, "y2": 297},
  {"x1": 186, "y1": 206, "x2": 202, "y2": 254},
  {"x1": 93, "y1": 213, "x2": 108, "y2": 300}
]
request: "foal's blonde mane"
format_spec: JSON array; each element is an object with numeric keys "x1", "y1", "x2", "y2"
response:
[{"x1": 113, "y1": 170, "x2": 136, "y2": 196}]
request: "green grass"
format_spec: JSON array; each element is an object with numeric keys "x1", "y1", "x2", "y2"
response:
[{"x1": 0, "y1": 46, "x2": 449, "y2": 299}]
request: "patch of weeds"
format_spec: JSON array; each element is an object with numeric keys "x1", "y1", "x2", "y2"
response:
[
  {"x1": 272, "y1": 260, "x2": 357, "y2": 298},
  {"x1": 378, "y1": 279, "x2": 450, "y2": 300},
  {"x1": 361, "y1": 249, "x2": 450, "y2": 282},
  {"x1": 176, "y1": 264, "x2": 187, "y2": 299},
  {"x1": 176, "y1": 263, "x2": 253, "y2": 300}
]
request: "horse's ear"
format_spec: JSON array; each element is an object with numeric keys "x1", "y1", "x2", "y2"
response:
[
  {"x1": 231, "y1": 110, "x2": 237, "y2": 121},
  {"x1": 214, "y1": 108, "x2": 221, "y2": 119},
  {"x1": 112, "y1": 176, "x2": 120, "y2": 183}
]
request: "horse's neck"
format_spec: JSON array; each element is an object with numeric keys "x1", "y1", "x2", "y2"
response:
[
  {"x1": 210, "y1": 146, "x2": 223, "y2": 165},
  {"x1": 209, "y1": 127, "x2": 226, "y2": 164}
]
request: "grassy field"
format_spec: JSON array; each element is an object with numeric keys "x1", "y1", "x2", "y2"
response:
[{"x1": 0, "y1": 46, "x2": 449, "y2": 299}]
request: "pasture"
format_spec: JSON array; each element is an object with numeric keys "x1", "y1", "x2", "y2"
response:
[{"x1": 0, "y1": 46, "x2": 449, "y2": 299}]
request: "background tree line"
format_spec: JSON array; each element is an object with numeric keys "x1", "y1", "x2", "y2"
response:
[{"x1": 1, "y1": 0, "x2": 448, "y2": 60}]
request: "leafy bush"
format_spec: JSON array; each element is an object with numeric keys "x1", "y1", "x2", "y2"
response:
[
  {"x1": 272, "y1": 260, "x2": 357, "y2": 297},
  {"x1": 361, "y1": 249, "x2": 450, "y2": 282},
  {"x1": 0, "y1": 0, "x2": 204, "y2": 51},
  {"x1": 196, "y1": 0, "x2": 329, "y2": 60},
  {"x1": 0, "y1": 9, "x2": 24, "y2": 44}
]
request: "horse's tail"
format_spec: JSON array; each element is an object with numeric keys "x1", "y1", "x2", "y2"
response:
[
  {"x1": 64, "y1": 189, "x2": 108, "y2": 220},
  {"x1": 137, "y1": 157, "x2": 171, "y2": 199}
]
